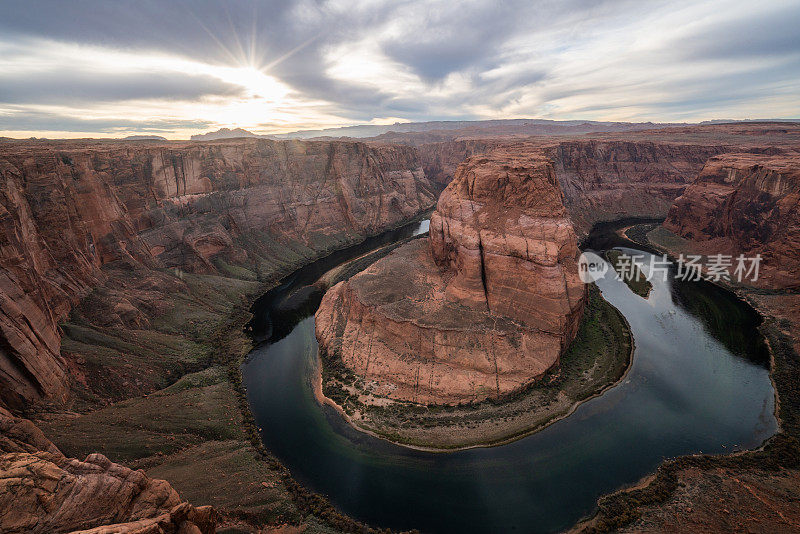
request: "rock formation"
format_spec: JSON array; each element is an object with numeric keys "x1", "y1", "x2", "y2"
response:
[
  {"x1": 663, "y1": 153, "x2": 800, "y2": 288},
  {"x1": 544, "y1": 141, "x2": 727, "y2": 232},
  {"x1": 0, "y1": 407, "x2": 216, "y2": 534},
  {"x1": 0, "y1": 138, "x2": 436, "y2": 411},
  {"x1": 316, "y1": 151, "x2": 586, "y2": 404}
]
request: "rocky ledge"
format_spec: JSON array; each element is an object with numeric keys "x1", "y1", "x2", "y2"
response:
[
  {"x1": 316, "y1": 151, "x2": 586, "y2": 405},
  {"x1": 663, "y1": 152, "x2": 800, "y2": 288},
  {"x1": 0, "y1": 407, "x2": 216, "y2": 534}
]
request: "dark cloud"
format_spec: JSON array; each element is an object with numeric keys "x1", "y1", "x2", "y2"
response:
[
  {"x1": 0, "y1": 69, "x2": 245, "y2": 105},
  {"x1": 0, "y1": 0, "x2": 798, "y2": 132},
  {"x1": 0, "y1": 0, "x2": 637, "y2": 118},
  {"x1": 380, "y1": 3, "x2": 521, "y2": 81},
  {"x1": 0, "y1": 1, "x2": 296, "y2": 65},
  {"x1": 673, "y1": 4, "x2": 800, "y2": 61},
  {"x1": 0, "y1": 109, "x2": 212, "y2": 134}
]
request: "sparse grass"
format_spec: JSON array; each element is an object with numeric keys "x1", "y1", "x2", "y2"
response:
[
  {"x1": 212, "y1": 258, "x2": 259, "y2": 281},
  {"x1": 44, "y1": 216, "x2": 431, "y2": 534}
]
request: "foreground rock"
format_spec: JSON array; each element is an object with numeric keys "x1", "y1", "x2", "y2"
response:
[
  {"x1": 0, "y1": 407, "x2": 216, "y2": 534},
  {"x1": 316, "y1": 151, "x2": 586, "y2": 405}
]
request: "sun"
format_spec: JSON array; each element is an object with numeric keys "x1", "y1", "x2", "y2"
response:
[{"x1": 223, "y1": 66, "x2": 291, "y2": 101}]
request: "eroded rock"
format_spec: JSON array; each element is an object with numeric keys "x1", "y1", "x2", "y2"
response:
[
  {"x1": 0, "y1": 138, "x2": 436, "y2": 410},
  {"x1": 664, "y1": 153, "x2": 800, "y2": 288},
  {"x1": 316, "y1": 151, "x2": 586, "y2": 404}
]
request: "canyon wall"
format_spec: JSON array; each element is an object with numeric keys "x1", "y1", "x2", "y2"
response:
[
  {"x1": 663, "y1": 153, "x2": 800, "y2": 288},
  {"x1": 0, "y1": 139, "x2": 436, "y2": 411},
  {"x1": 316, "y1": 151, "x2": 586, "y2": 404},
  {"x1": 545, "y1": 141, "x2": 727, "y2": 232},
  {"x1": 413, "y1": 139, "x2": 503, "y2": 190},
  {"x1": 411, "y1": 139, "x2": 726, "y2": 233}
]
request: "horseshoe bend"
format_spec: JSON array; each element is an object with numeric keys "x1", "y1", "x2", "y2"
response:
[
  {"x1": 2, "y1": 8, "x2": 800, "y2": 527},
  {"x1": 1, "y1": 122, "x2": 800, "y2": 532},
  {"x1": 316, "y1": 151, "x2": 589, "y2": 407}
]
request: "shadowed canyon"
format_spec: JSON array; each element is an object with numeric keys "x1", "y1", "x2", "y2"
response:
[{"x1": 2, "y1": 122, "x2": 800, "y2": 533}]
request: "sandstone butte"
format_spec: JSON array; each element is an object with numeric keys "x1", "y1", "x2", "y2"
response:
[
  {"x1": 663, "y1": 153, "x2": 800, "y2": 289},
  {"x1": 316, "y1": 151, "x2": 586, "y2": 404}
]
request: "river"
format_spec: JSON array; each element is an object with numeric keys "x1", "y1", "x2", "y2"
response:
[{"x1": 242, "y1": 218, "x2": 776, "y2": 534}]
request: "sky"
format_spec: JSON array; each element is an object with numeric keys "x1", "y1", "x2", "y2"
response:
[{"x1": 1, "y1": 0, "x2": 798, "y2": 139}]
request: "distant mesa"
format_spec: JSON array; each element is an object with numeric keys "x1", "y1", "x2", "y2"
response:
[
  {"x1": 274, "y1": 118, "x2": 688, "y2": 140},
  {"x1": 190, "y1": 127, "x2": 267, "y2": 141}
]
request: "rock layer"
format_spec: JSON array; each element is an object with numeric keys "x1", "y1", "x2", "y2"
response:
[
  {"x1": 0, "y1": 139, "x2": 436, "y2": 410},
  {"x1": 664, "y1": 153, "x2": 800, "y2": 288},
  {"x1": 0, "y1": 407, "x2": 216, "y2": 534},
  {"x1": 545, "y1": 141, "x2": 727, "y2": 232},
  {"x1": 409, "y1": 138, "x2": 727, "y2": 233},
  {"x1": 316, "y1": 151, "x2": 586, "y2": 404}
]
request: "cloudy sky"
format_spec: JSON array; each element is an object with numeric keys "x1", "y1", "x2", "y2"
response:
[{"x1": 1, "y1": 0, "x2": 798, "y2": 139}]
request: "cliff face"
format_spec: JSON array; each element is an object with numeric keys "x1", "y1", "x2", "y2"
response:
[
  {"x1": 429, "y1": 153, "x2": 585, "y2": 334},
  {"x1": 546, "y1": 141, "x2": 727, "y2": 232},
  {"x1": 0, "y1": 139, "x2": 436, "y2": 411},
  {"x1": 316, "y1": 151, "x2": 586, "y2": 404},
  {"x1": 413, "y1": 139, "x2": 503, "y2": 190},
  {"x1": 413, "y1": 139, "x2": 726, "y2": 233},
  {"x1": 0, "y1": 407, "x2": 216, "y2": 534},
  {"x1": 663, "y1": 153, "x2": 800, "y2": 288}
]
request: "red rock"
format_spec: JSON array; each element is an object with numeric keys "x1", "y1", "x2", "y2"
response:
[
  {"x1": 0, "y1": 138, "x2": 436, "y2": 410},
  {"x1": 411, "y1": 138, "x2": 726, "y2": 233},
  {"x1": 664, "y1": 153, "x2": 800, "y2": 289},
  {"x1": 316, "y1": 151, "x2": 586, "y2": 404},
  {"x1": 545, "y1": 141, "x2": 726, "y2": 233},
  {"x1": 0, "y1": 407, "x2": 217, "y2": 533},
  {"x1": 0, "y1": 450, "x2": 217, "y2": 534}
]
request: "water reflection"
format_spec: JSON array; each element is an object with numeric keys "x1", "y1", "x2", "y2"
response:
[{"x1": 242, "y1": 222, "x2": 776, "y2": 534}]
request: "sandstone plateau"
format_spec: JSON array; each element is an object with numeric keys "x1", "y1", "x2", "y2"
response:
[
  {"x1": 663, "y1": 153, "x2": 800, "y2": 288},
  {"x1": 316, "y1": 151, "x2": 586, "y2": 404}
]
